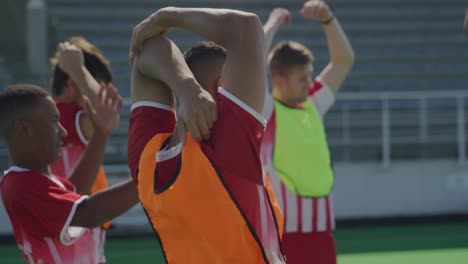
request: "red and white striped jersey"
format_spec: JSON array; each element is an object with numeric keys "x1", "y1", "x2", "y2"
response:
[
  {"x1": 49, "y1": 102, "x2": 109, "y2": 263},
  {"x1": 1, "y1": 166, "x2": 98, "y2": 264},
  {"x1": 261, "y1": 79, "x2": 336, "y2": 233}
]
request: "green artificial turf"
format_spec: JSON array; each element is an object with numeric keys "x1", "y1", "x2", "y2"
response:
[{"x1": 0, "y1": 222, "x2": 467, "y2": 264}]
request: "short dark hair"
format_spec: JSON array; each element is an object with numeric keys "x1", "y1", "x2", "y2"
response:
[
  {"x1": 50, "y1": 36, "x2": 112, "y2": 97},
  {"x1": 0, "y1": 84, "x2": 49, "y2": 138},
  {"x1": 268, "y1": 40, "x2": 315, "y2": 76},
  {"x1": 183, "y1": 41, "x2": 227, "y2": 83}
]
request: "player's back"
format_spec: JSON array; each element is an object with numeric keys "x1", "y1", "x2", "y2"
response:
[
  {"x1": 202, "y1": 88, "x2": 284, "y2": 260},
  {"x1": 137, "y1": 88, "x2": 283, "y2": 263}
]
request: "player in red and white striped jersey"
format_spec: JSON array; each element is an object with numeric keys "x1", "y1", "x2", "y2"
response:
[
  {"x1": 48, "y1": 38, "x2": 115, "y2": 263},
  {"x1": 0, "y1": 84, "x2": 138, "y2": 264},
  {"x1": 262, "y1": 1, "x2": 355, "y2": 263}
]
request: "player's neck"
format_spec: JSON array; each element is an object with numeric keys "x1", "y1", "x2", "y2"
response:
[
  {"x1": 272, "y1": 86, "x2": 300, "y2": 108},
  {"x1": 11, "y1": 161, "x2": 49, "y2": 175},
  {"x1": 54, "y1": 92, "x2": 79, "y2": 105},
  {"x1": 9, "y1": 149, "x2": 50, "y2": 175}
]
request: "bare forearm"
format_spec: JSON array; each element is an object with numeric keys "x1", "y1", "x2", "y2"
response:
[
  {"x1": 68, "y1": 65, "x2": 100, "y2": 105},
  {"x1": 264, "y1": 20, "x2": 281, "y2": 58},
  {"x1": 317, "y1": 17, "x2": 355, "y2": 94},
  {"x1": 71, "y1": 179, "x2": 139, "y2": 228},
  {"x1": 156, "y1": 7, "x2": 259, "y2": 48},
  {"x1": 68, "y1": 131, "x2": 108, "y2": 194},
  {"x1": 136, "y1": 36, "x2": 200, "y2": 99},
  {"x1": 323, "y1": 18, "x2": 355, "y2": 65}
]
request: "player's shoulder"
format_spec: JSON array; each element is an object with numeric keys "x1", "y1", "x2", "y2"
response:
[
  {"x1": 308, "y1": 79, "x2": 325, "y2": 97},
  {"x1": 52, "y1": 173, "x2": 74, "y2": 190},
  {"x1": 1, "y1": 169, "x2": 45, "y2": 194},
  {"x1": 56, "y1": 102, "x2": 83, "y2": 117},
  {"x1": 2, "y1": 169, "x2": 41, "y2": 181},
  {"x1": 217, "y1": 88, "x2": 267, "y2": 127}
]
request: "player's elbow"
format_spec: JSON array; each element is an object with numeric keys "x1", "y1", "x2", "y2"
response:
[
  {"x1": 332, "y1": 52, "x2": 355, "y2": 71},
  {"x1": 238, "y1": 12, "x2": 262, "y2": 30},
  {"x1": 346, "y1": 49, "x2": 356, "y2": 66},
  {"x1": 134, "y1": 36, "x2": 171, "y2": 80},
  {"x1": 335, "y1": 47, "x2": 355, "y2": 67},
  {"x1": 226, "y1": 12, "x2": 263, "y2": 39},
  {"x1": 224, "y1": 12, "x2": 265, "y2": 52}
]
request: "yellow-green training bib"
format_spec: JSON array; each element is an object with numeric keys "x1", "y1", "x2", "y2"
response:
[{"x1": 273, "y1": 100, "x2": 334, "y2": 197}]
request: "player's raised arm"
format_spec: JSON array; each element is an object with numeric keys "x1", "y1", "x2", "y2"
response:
[
  {"x1": 56, "y1": 42, "x2": 101, "y2": 107},
  {"x1": 302, "y1": 0, "x2": 355, "y2": 94},
  {"x1": 262, "y1": 8, "x2": 291, "y2": 117},
  {"x1": 132, "y1": 36, "x2": 216, "y2": 141},
  {"x1": 264, "y1": 8, "x2": 291, "y2": 59},
  {"x1": 68, "y1": 83, "x2": 122, "y2": 194},
  {"x1": 68, "y1": 84, "x2": 137, "y2": 228},
  {"x1": 130, "y1": 7, "x2": 267, "y2": 114}
]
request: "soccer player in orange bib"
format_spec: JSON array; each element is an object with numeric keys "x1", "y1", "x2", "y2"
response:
[
  {"x1": 128, "y1": 7, "x2": 284, "y2": 263},
  {"x1": 262, "y1": 1, "x2": 355, "y2": 263}
]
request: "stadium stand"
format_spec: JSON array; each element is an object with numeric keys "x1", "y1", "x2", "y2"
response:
[
  {"x1": 47, "y1": 0, "x2": 468, "y2": 95},
  {"x1": 0, "y1": 56, "x2": 12, "y2": 170},
  {"x1": 0, "y1": 0, "x2": 465, "y2": 167}
]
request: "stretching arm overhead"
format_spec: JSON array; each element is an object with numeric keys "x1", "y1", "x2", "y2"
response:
[
  {"x1": 130, "y1": 7, "x2": 267, "y2": 114},
  {"x1": 264, "y1": 8, "x2": 291, "y2": 60},
  {"x1": 132, "y1": 36, "x2": 216, "y2": 141},
  {"x1": 301, "y1": 0, "x2": 355, "y2": 94},
  {"x1": 68, "y1": 84, "x2": 122, "y2": 194},
  {"x1": 56, "y1": 42, "x2": 120, "y2": 140},
  {"x1": 57, "y1": 42, "x2": 101, "y2": 107}
]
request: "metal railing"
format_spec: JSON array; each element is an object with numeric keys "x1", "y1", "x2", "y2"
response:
[
  {"x1": 330, "y1": 90, "x2": 468, "y2": 167},
  {"x1": 1, "y1": 91, "x2": 467, "y2": 170}
]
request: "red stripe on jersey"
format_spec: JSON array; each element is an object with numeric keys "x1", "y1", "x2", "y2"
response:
[
  {"x1": 326, "y1": 197, "x2": 332, "y2": 231},
  {"x1": 307, "y1": 80, "x2": 324, "y2": 97}
]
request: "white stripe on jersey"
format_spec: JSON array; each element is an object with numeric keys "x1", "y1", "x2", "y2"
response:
[
  {"x1": 263, "y1": 143, "x2": 336, "y2": 233},
  {"x1": 284, "y1": 184, "x2": 298, "y2": 233},
  {"x1": 301, "y1": 198, "x2": 313, "y2": 233},
  {"x1": 62, "y1": 148, "x2": 71, "y2": 176},
  {"x1": 265, "y1": 166, "x2": 284, "y2": 213},
  {"x1": 261, "y1": 79, "x2": 336, "y2": 234},
  {"x1": 45, "y1": 238, "x2": 63, "y2": 264},
  {"x1": 317, "y1": 198, "x2": 327, "y2": 232},
  {"x1": 258, "y1": 185, "x2": 268, "y2": 245}
]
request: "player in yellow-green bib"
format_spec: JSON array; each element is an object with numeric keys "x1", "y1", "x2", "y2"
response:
[{"x1": 261, "y1": 1, "x2": 355, "y2": 263}]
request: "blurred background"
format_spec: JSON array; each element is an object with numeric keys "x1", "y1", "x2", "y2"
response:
[{"x1": 0, "y1": 0, "x2": 467, "y2": 263}]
